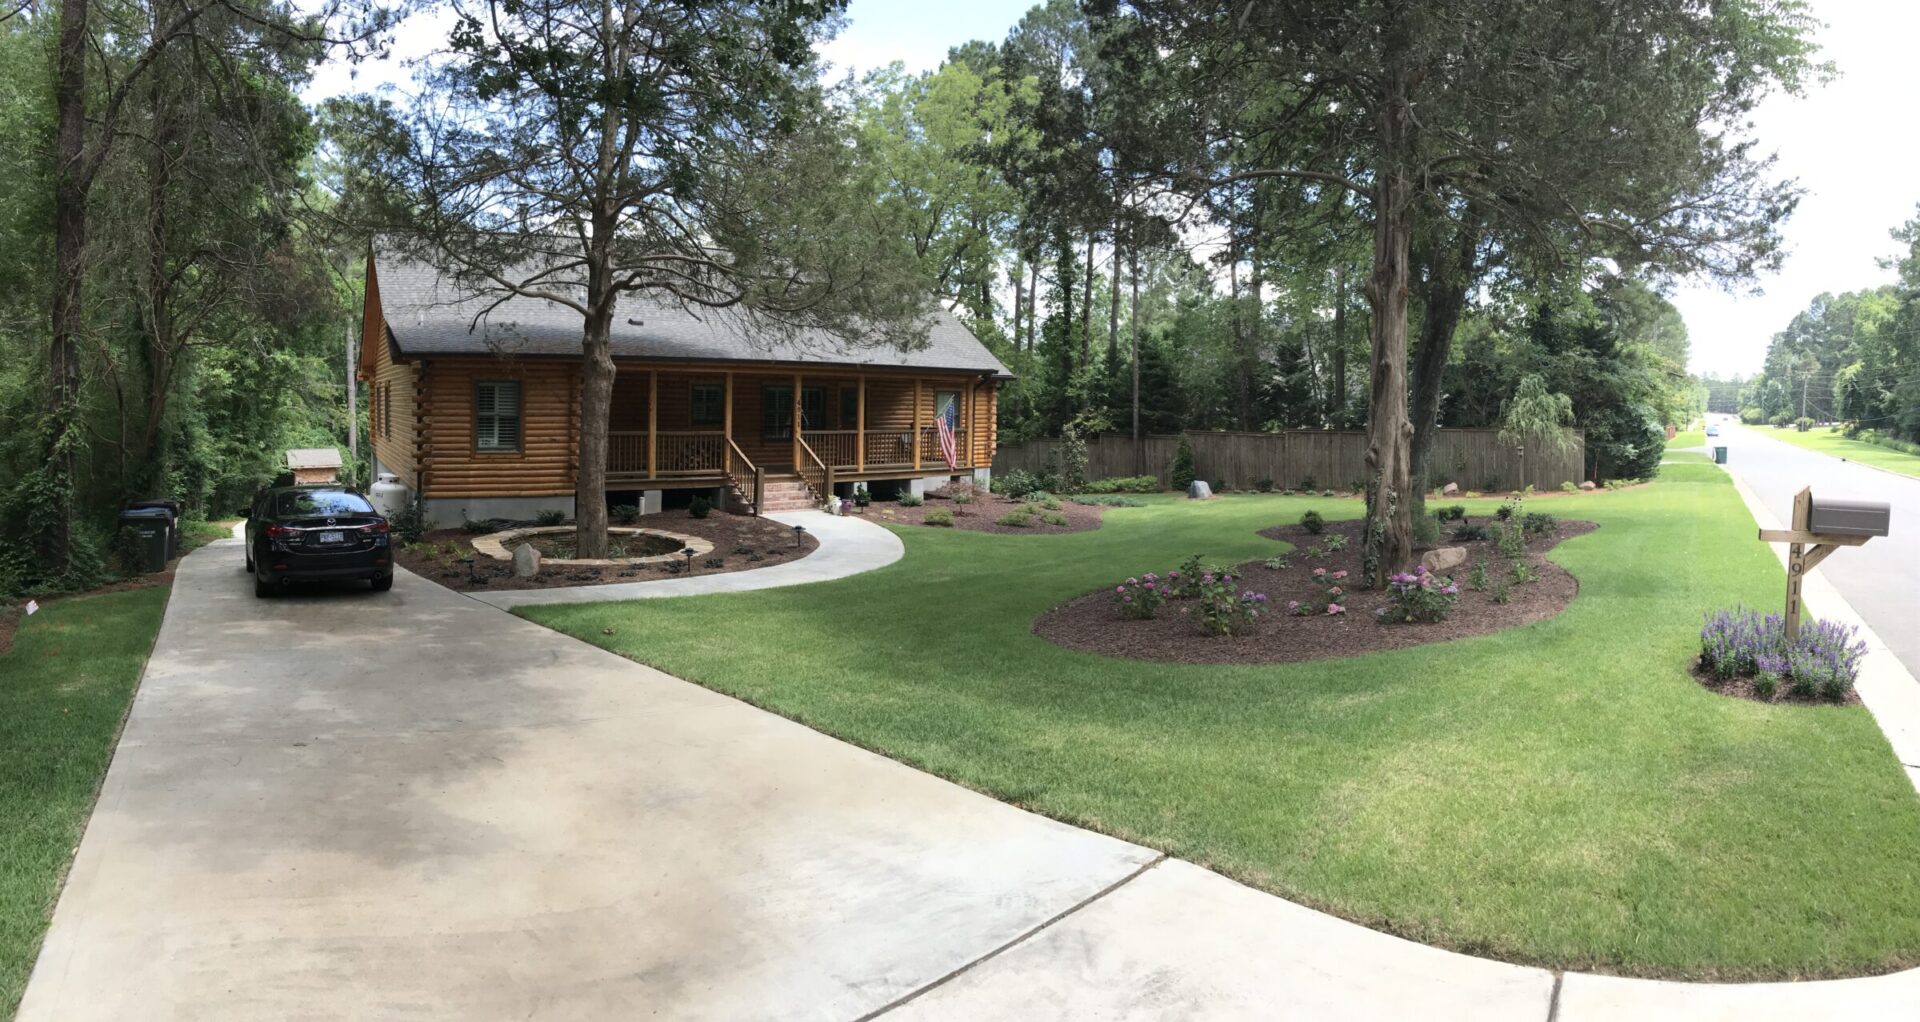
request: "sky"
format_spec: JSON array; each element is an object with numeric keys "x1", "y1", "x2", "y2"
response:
[{"x1": 307, "y1": 0, "x2": 1917, "y2": 379}]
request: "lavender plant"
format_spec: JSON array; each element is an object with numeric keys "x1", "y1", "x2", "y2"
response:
[{"x1": 1699, "y1": 605, "x2": 1867, "y2": 699}]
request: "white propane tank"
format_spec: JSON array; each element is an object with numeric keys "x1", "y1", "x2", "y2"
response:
[{"x1": 369, "y1": 472, "x2": 410, "y2": 519}]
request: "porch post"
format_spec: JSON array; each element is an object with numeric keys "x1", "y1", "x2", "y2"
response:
[
  {"x1": 723, "y1": 371, "x2": 734, "y2": 474},
  {"x1": 856, "y1": 375, "x2": 866, "y2": 473},
  {"x1": 912, "y1": 378, "x2": 924, "y2": 470},
  {"x1": 963, "y1": 378, "x2": 974, "y2": 468},
  {"x1": 791, "y1": 371, "x2": 802, "y2": 470},
  {"x1": 647, "y1": 369, "x2": 658, "y2": 480}
]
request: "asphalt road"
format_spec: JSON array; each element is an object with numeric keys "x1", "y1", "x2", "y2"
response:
[{"x1": 1709, "y1": 416, "x2": 1920, "y2": 678}]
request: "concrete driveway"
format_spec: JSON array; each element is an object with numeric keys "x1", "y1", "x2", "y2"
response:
[
  {"x1": 17, "y1": 537, "x2": 1156, "y2": 1020},
  {"x1": 1711, "y1": 418, "x2": 1920, "y2": 678}
]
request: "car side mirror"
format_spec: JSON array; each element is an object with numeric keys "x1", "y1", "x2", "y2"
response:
[{"x1": 237, "y1": 508, "x2": 252, "y2": 519}]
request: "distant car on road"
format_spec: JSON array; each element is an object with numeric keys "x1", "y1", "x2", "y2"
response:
[
  {"x1": 241, "y1": 485, "x2": 393, "y2": 597},
  {"x1": 1706, "y1": 423, "x2": 1721, "y2": 437}
]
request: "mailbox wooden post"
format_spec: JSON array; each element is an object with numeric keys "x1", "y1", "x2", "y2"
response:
[{"x1": 1757, "y1": 486, "x2": 1886, "y2": 640}]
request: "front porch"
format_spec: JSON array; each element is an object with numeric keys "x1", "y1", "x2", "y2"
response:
[{"x1": 604, "y1": 368, "x2": 988, "y2": 497}]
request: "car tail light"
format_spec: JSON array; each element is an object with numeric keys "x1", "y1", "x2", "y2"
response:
[
  {"x1": 266, "y1": 525, "x2": 295, "y2": 539},
  {"x1": 363, "y1": 520, "x2": 390, "y2": 534}
]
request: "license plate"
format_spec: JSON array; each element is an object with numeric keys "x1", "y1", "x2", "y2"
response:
[{"x1": 318, "y1": 530, "x2": 346, "y2": 544}]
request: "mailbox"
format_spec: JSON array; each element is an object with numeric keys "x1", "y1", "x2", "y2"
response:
[{"x1": 1808, "y1": 497, "x2": 1891, "y2": 538}]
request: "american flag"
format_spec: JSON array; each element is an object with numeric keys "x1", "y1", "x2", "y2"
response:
[{"x1": 936, "y1": 398, "x2": 959, "y2": 469}]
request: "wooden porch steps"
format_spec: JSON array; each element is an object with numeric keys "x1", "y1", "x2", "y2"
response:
[{"x1": 725, "y1": 475, "x2": 820, "y2": 515}]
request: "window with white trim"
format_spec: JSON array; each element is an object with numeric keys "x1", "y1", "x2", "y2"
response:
[{"x1": 475, "y1": 380, "x2": 522, "y2": 452}]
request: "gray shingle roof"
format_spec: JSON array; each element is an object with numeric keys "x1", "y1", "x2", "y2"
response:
[{"x1": 373, "y1": 246, "x2": 1011, "y2": 378}]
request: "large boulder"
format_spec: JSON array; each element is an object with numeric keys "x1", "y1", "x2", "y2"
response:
[
  {"x1": 1441, "y1": 482, "x2": 1460, "y2": 496},
  {"x1": 1187, "y1": 480, "x2": 1213, "y2": 500},
  {"x1": 1579, "y1": 480, "x2": 1598, "y2": 491},
  {"x1": 1421, "y1": 546, "x2": 1468, "y2": 574},
  {"x1": 512, "y1": 543, "x2": 542, "y2": 577}
]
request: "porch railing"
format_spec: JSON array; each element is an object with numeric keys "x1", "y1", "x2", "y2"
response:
[
  {"x1": 607, "y1": 430, "x2": 726, "y2": 478},
  {"x1": 801, "y1": 430, "x2": 859, "y2": 471},
  {"x1": 918, "y1": 426, "x2": 969, "y2": 470},
  {"x1": 796, "y1": 434, "x2": 833, "y2": 506}
]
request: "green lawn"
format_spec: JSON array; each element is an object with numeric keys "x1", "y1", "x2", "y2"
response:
[
  {"x1": 1670, "y1": 428, "x2": 1706, "y2": 449},
  {"x1": 523, "y1": 465, "x2": 1920, "y2": 979},
  {"x1": 1762, "y1": 427, "x2": 1920, "y2": 479},
  {"x1": 0, "y1": 587, "x2": 168, "y2": 1016}
]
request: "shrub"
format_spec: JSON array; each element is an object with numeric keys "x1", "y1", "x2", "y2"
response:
[
  {"x1": 1299, "y1": 475, "x2": 1317, "y2": 491},
  {"x1": 1463, "y1": 490, "x2": 1483, "y2": 499},
  {"x1": 461, "y1": 515, "x2": 503, "y2": 534},
  {"x1": 535, "y1": 508, "x2": 567, "y2": 527},
  {"x1": 1193, "y1": 568, "x2": 1266, "y2": 635},
  {"x1": 1378, "y1": 566, "x2": 1460, "y2": 623},
  {"x1": 1435, "y1": 504, "x2": 1467, "y2": 522},
  {"x1": 951, "y1": 488, "x2": 975, "y2": 506},
  {"x1": 1263, "y1": 555, "x2": 1289, "y2": 570},
  {"x1": 1254, "y1": 477, "x2": 1275, "y2": 493},
  {"x1": 1040, "y1": 511, "x2": 1070, "y2": 527},
  {"x1": 610, "y1": 504, "x2": 641, "y2": 525},
  {"x1": 1072, "y1": 494, "x2": 1145, "y2": 508},
  {"x1": 1083, "y1": 475, "x2": 1159, "y2": 494},
  {"x1": 1561, "y1": 481, "x2": 1578, "y2": 493},
  {"x1": 1496, "y1": 523, "x2": 1527, "y2": 558},
  {"x1": 1039, "y1": 496, "x2": 1063, "y2": 510},
  {"x1": 1699, "y1": 605, "x2": 1866, "y2": 699},
  {"x1": 689, "y1": 495, "x2": 712, "y2": 519},
  {"x1": 1168, "y1": 554, "x2": 1207, "y2": 598},
  {"x1": 897, "y1": 490, "x2": 924, "y2": 507},
  {"x1": 925, "y1": 507, "x2": 955, "y2": 527},
  {"x1": 1112, "y1": 573, "x2": 1168, "y2": 619},
  {"x1": 1754, "y1": 671, "x2": 1779, "y2": 701},
  {"x1": 1495, "y1": 499, "x2": 1520, "y2": 521},
  {"x1": 1305, "y1": 545, "x2": 1327, "y2": 560},
  {"x1": 998, "y1": 469, "x2": 1053, "y2": 500},
  {"x1": 1451, "y1": 522, "x2": 1491, "y2": 542},
  {"x1": 1320, "y1": 489, "x2": 1335, "y2": 497},
  {"x1": 1521, "y1": 512, "x2": 1558, "y2": 537},
  {"x1": 388, "y1": 496, "x2": 428, "y2": 545},
  {"x1": 1489, "y1": 580, "x2": 1512, "y2": 604},
  {"x1": 1467, "y1": 560, "x2": 1489, "y2": 592},
  {"x1": 1324, "y1": 533, "x2": 1348, "y2": 552},
  {"x1": 1288, "y1": 567, "x2": 1350, "y2": 617},
  {"x1": 995, "y1": 507, "x2": 1033, "y2": 527},
  {"x1": 1510, "y1": 560, "x2": 1541, "y2": 584},
  {"x1": 1299, "y1": 509, "x2": 1326, "y2": 534},
  {"x1": 1170, "y1": 436, "x2": 1197, "y2": 490},
  {"x1": 1413, "y1": 512, "x2": 1439, "y2": 546},
  {"x1": 1795, "y1": 416, "x2": 1815, "y2": 433},
  {"x1": 1054, "y1": 427, "x2": 1090, "y2": 491}
]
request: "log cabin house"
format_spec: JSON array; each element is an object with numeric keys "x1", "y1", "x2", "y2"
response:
[{"x1": 360, "y1": 244, "x2": 1011, "y2": 526}]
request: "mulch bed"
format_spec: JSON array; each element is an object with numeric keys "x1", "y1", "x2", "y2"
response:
[
  {"x1": 394, "y1": 508, "x2": 819, "y2": 591},
  {"x1": 870, "y1": 495, "x2": 1106, "y2": 534},
  {"x1": 1034, "y1": 515, "x2": 1597, "y2": 665},
  {"x1": 1690, "y1": 666, "x2": 1863, "y2": 707}
]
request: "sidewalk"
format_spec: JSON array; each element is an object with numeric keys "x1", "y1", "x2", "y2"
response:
[{"x1": 466, "y1": 511, "x2": 904, "y2": 610}]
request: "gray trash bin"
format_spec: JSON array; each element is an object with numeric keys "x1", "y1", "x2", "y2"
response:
[
  {"x1": 1713, "y1": 446, "x2": 1728, "y2": 465},
  {"x1": 117, "y1": 507, "x2": 173, "y2": 573},
  {"x1": 123, "y1": 499, "x2": 180, "y2": 559}
]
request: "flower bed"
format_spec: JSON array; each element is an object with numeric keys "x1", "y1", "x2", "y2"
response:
[
  {"x1": 874, "y1": 493, "x2": 1108, "y2": 534},
  {"x1": 1033, "y1": 515, "x2": 1594, "y2": 665},
  {"x1": 1695, "y1": 604, "x2": 1867, "y2": 704}
]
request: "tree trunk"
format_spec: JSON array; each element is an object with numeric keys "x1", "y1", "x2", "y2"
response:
[
  {"x1": 576, "y1": 300, "x2": 615, "y2": 559},
  {"x1": 1027, "y1": 258, "x2": 1039, "y2": 353},
  {"x1": 1332, "y1": 265, "x2": 1348, "y2": 426},
  {"x1": 1011, "y1": 255, "x2": 1025, "y2": 353},
  {"x1": 45, "y1": 0, "x2": 91, "y2": 573},
  {"x1": 1228, "y1": 246, "x2": 1250, "y2": 431},
  {"x1": 1080, "y1": 234, "x2": 1094, "y2": 366},
  {"x1": 1130, "y1": 247, "x2": 1141, "y2": 472},
  {"x1": 1408, "y1": 214, "x2": 1479, "y2": 503},
  {"x1": 1361, "y1": 46, "x2": 1416, "y2": 588},
  {"x1": 138, "y1": 40, "x2": 176, "y2": 491},
  {"x1": 1106, "y1": 223, "x2": 1120, "y2": 366}
]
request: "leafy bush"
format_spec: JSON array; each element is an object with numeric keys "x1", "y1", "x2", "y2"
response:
[
  {"x1": 997, "y1": 469, "x2": 1054, "y2": 500},
  {"x1": 462, "y1": 515, "x2": 504, "y2": 534},
  {"x1": 1299, "y1": 475, "x2": 1317, "y2": 491},
  {"x1": 1168, "y1": 554, "x2": 1207, "y2": 598},
  {"x1": 1434, "y1": 504, "x2": 1468, "y2": 522},
  {"x1": 1299, "y1": 510, "x2": 1325, "y2": 535},
  {"x1": 610, "y1": 504, "x2": 641, "y2": 525},
  {"x1": 1320, "y1": 489, "x2": 1335, "y2": 498},
  {"x1": 1288, "y1": 567, "x2": 1349, "y2": 617},
  {"x1": 925, "y1": 507, "x2": 955, "y2": 526},
  {"x1": 951, "y1": 488, "x2": 975, "y2": 506},
  {"x1": 535, "y1": 508, "x2": 567, "y2": 527},
  {"x1": 1413, "y1": 512, "x2": 1439, "y2": 546},
  {"x1": 1795, "y1": 416, "x2": 1815, "y2": 433},
  {"x1": 1451, "y1": 522, "x2": 1491, "y2": 541},
  {"x1": 1496, "y1": 523, "x2": 1527, "y2": 558},
  {"x1": 1112, "y1": 573, "x2": 1169, "y2": 619},
  {"x1": 1467, "y1": 560, "x2": 1489, "y2": 591},
  {"x1": 1263, "y1": 555, "x2": 1289, "y2": 570},
  {"x1": 388, "y1": 495, "x2": 427, "y2": 545},
  {"x1": 994, "y1": 507, "x2": 1033, "y2": 527},
  {"x1": 1699, "y1": 605, "x2": 1866, "y2": 699},
  {"x1": 1072, "y1": 494, "x2": 1145, "y2": 508},
  {"x1": 1324, "y1": 533, "x2": 1348, "y2": 552},
  {"x1": 1082, "y1": 475, "x2": 1159, "y2": 494},
  {"x1": 1254, "y1": 477, "x2": 1275, "y2": 492},
  {"x1": 689, "y1": 495, "x2": 713, "y2": 519},
  {"x1": 1378, "y1": 566, "x2": 1460, "y2": 623},
  {"x1": 1040, "y1": 511, "x2": 1070, "y2": 527},
  {"x1": 1510, "y1": 559, "x2": 1540, "y2": 584},
  {"x1": 1193, "y1": 568, "x2": 1266, "y2": 635},
  {"x1": 1561, "y1": 481, "x2": 1578, "y2": 493},
  {"x1": 1039, "y1": 496, "x2": 1063, "y2": 511},
  {"x1": 1495, "y1": 499, "x2": 1520, "y2": 521},
  {"x1": 1489, "y1": 580, "x2": 1512, "y2": 604},
  {"x1": 1169, "y1": 436, "x2": 1197, "y2": 490},
  {"x1": 1054, "y1": 427, "x2": 1090, "y2": 492},
  {"x1": 1521, "y1": 512, "x2": 1558, "y2": 537},
  {"x1": 897, "y1": 490, "x2": 924, "y2": 507}
]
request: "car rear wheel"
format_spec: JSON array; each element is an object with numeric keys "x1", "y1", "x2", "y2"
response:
[{"x1": 370, "y1": 574, "x2": 393, "y2": 592}]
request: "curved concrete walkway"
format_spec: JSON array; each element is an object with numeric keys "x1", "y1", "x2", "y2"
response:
[{"x1": 465, "y1": 510, "x2": 904, "y2": 610}]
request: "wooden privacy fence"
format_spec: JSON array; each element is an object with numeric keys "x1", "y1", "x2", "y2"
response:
[{"x1": 994, "y1": 428, "x2": 1587, "y2": 493}]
